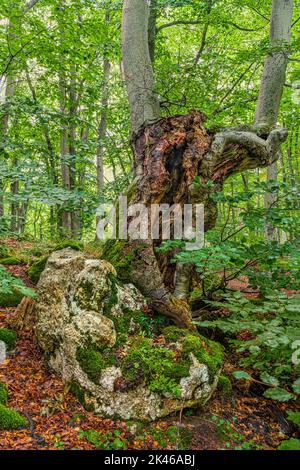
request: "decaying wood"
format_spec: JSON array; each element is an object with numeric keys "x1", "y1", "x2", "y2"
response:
[
  {"x1": 110, "y1": 111, "x2": 287, "y2": 330},
  {"x1": 7, "y1": 296, "x2": 36, "y2": 331}
]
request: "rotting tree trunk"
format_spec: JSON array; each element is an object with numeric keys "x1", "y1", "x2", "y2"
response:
[{"x1": 106, "y1": 0, "x2": 292, "y2": 330}]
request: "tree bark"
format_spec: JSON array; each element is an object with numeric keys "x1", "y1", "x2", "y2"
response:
[
  {"x1": 255, "y1": 0, "x2": 293, "y2": 240},
  {"x1": 122, "y1": 0, "x2": 160, "y2": 134}
]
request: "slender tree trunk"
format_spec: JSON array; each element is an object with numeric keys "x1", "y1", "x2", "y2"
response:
[
  {"x1": 68, "y1": 64, "x2": 80, "y2": 238},
  {"x1": 0, "y1": 72, "x2": 15, "y2": 220},
  {"x1": 59, "y1": 70, "x2": 72, "y2": 236},
  {"x1": 264, "y1": 162, "x2": 278, "y2": 240},
  {"x1": 122, "y1": 0, "x2": 160, "y2": 134},
  {"x1": 10, "y1": 158, "x2": 19, "y2": 233},
  {"x1": 255, "y1": 0, "x2": 293, "y2": 240}
]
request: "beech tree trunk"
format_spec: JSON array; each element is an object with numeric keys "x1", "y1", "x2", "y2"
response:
[
  {"x1": 109, "y1": 0, "x2": 293, "y2": 330},
  {"x1": 255, "y1": 0, "x2": 293, "y2": 240}
]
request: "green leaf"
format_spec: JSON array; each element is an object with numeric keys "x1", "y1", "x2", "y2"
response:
[
  {"x1": 263, "y1": 387, "x2": 295, "y2": 402},
  {"x1": 278, "y1": 438, "x2": 300, "y2": 450},
  {"x1": 260, "y1": 372, "x2": 279, "y2": 387},
  {"x1": 292, "y1": 378, "x2": 300, "y2": 394},
  {"x1": 286, "y1": 411, "x2": 300, "y2": 429},
  {"x1": 232, "y1": 371, "x2": 252, "y2": 380}
]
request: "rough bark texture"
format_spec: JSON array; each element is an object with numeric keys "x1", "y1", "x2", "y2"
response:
[{"x1": 122, "y1": 0, "x2": 160, "y2": 133}]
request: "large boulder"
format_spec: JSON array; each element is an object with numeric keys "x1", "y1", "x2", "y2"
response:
[{"x1": 34, "y1": 248, "x2": 223, "y2": 421}]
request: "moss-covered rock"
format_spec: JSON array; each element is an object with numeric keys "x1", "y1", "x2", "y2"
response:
[
  {"x1": 76, "y1": 348, "x2": 106, "y2": 383},
  {"x1": 181, "y1": 333, "x2": 223, "y2": 383},
  {"x1": 53, "y1": 240, "x2": 83, "y2": 252},
  {"x1": 0, "y1": 382, "x2": 8, "y2": 405},
  {"x1": 0, "y1": 328, "x2": 17, "y2": 350},
  {"x1": 217, "y1": 375, "x2": 233, "y2": 398},
  {"x1": 0, "y1": 404, "x2": 27, "y2": 430},
  {"x1": 28, "y1": 256, "x2": 48, "y2": 284},
  {"x1": 34, "y1": 248, "x2": 223, "y2": 421}
]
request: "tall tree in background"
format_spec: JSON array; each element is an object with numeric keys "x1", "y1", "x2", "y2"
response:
[{"x1": 118, "y1": 0, "x2": 293, "y2": 329}]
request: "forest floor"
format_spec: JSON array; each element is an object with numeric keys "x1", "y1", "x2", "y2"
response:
[{"x1": 0, "y1": 241, "x2": 298, "y2": 450}]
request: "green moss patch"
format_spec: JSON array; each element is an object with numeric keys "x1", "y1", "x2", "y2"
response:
[
  {"x1": 0, "y1": 382, "x2": 8, "y2": 405},
  {"x1": 0, "y1": 288, "x2": 24, "y2": 307},
  {"x1": 102, "y1": 240, "x2": 147, "y2": 283},
  {"x1": 217, "y1": 375, "x2": 233, "y2": 398},
  {"x1": 28, "y1": 256, "x2": 48, "y2": 283},
  {"x1": 118, "y1": 330, "x2": 223, "y2": 397},
  {"x1": 0, "y1": 328, "x2": 17, "y2": 350},
  {"x1": 121, "y1": 336, "x2": 182, "y2": 396},
  {"x1": 54, "y1": 240, "x2": 83, "y2": 252},
  {"x1": 0, "y1": 256, "x2": 22, "y2": 265},
  {"x1": 76, "y1": 348, "x2": 106, "y2": 383},
  {"x1": 0, "y1": 404, "x2": 27, "y2": 430},
  {"x1": 181, "y1": 333, "x2": 223, "y2": 382}
]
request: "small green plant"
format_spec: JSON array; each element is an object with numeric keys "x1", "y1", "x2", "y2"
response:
[
  {"x1": 40, "y1": 393, "x2": 66, "y2": 417},
  {"x1": 211, "y1": 415, "x2": 262, "y2": 450},
  {"x1": 79, "y1": 429, "x2": 128, "y2": 450},
  {"x1": 53, "y1": 434, "x2": 65, "y2": 450},
  {"x1": 0, "y1": 265, "x2": 36, "y2": 307},
  {"x1": 0, "y1": 328, "x2": 17, "y2": 350},
  {"x1": 198, "y1": 291, "x2": 300, "y2": 403},
  {"x1": 286, "y1": 410, "x2": 300, "y2": 431}
]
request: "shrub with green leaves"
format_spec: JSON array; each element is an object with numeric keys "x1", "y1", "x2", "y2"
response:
[
  {"x1": 0, "y1": 265, "x2": 36, "y2": 307},
  {"x1": 158, "y1": 182, "x2": 300, "y2": 300},
  {"x1": 197, "y1": 291, "x2": 300, "y2": 403}
]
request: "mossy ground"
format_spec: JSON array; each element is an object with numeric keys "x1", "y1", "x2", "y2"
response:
[
  {"x1": 0, "y1": 404, "x2": 27, "y2": 430},
  {"x1": 75, "y1": 300, "x2": 223, "y2": 398},
  {"x1": 0, "y1": 328, "x2": 17, "y2": 350},
  {"x1": 0, "y1": 382, "x2": 8, "y2": 405},
  {"x1": 217, "y1": 375, "x2": 233, "y2": 398},
  {"x1": 0, "y1": 380, "x2": 27, "y2": 431}
]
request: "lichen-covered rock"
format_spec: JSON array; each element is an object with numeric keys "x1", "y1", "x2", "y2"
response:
[
  {"x1": 0, "y1": 341, "x2": 6, "y2": 365},
  {"x1": 34, "y1": 248, "x2": 222, "y2": 421}
]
